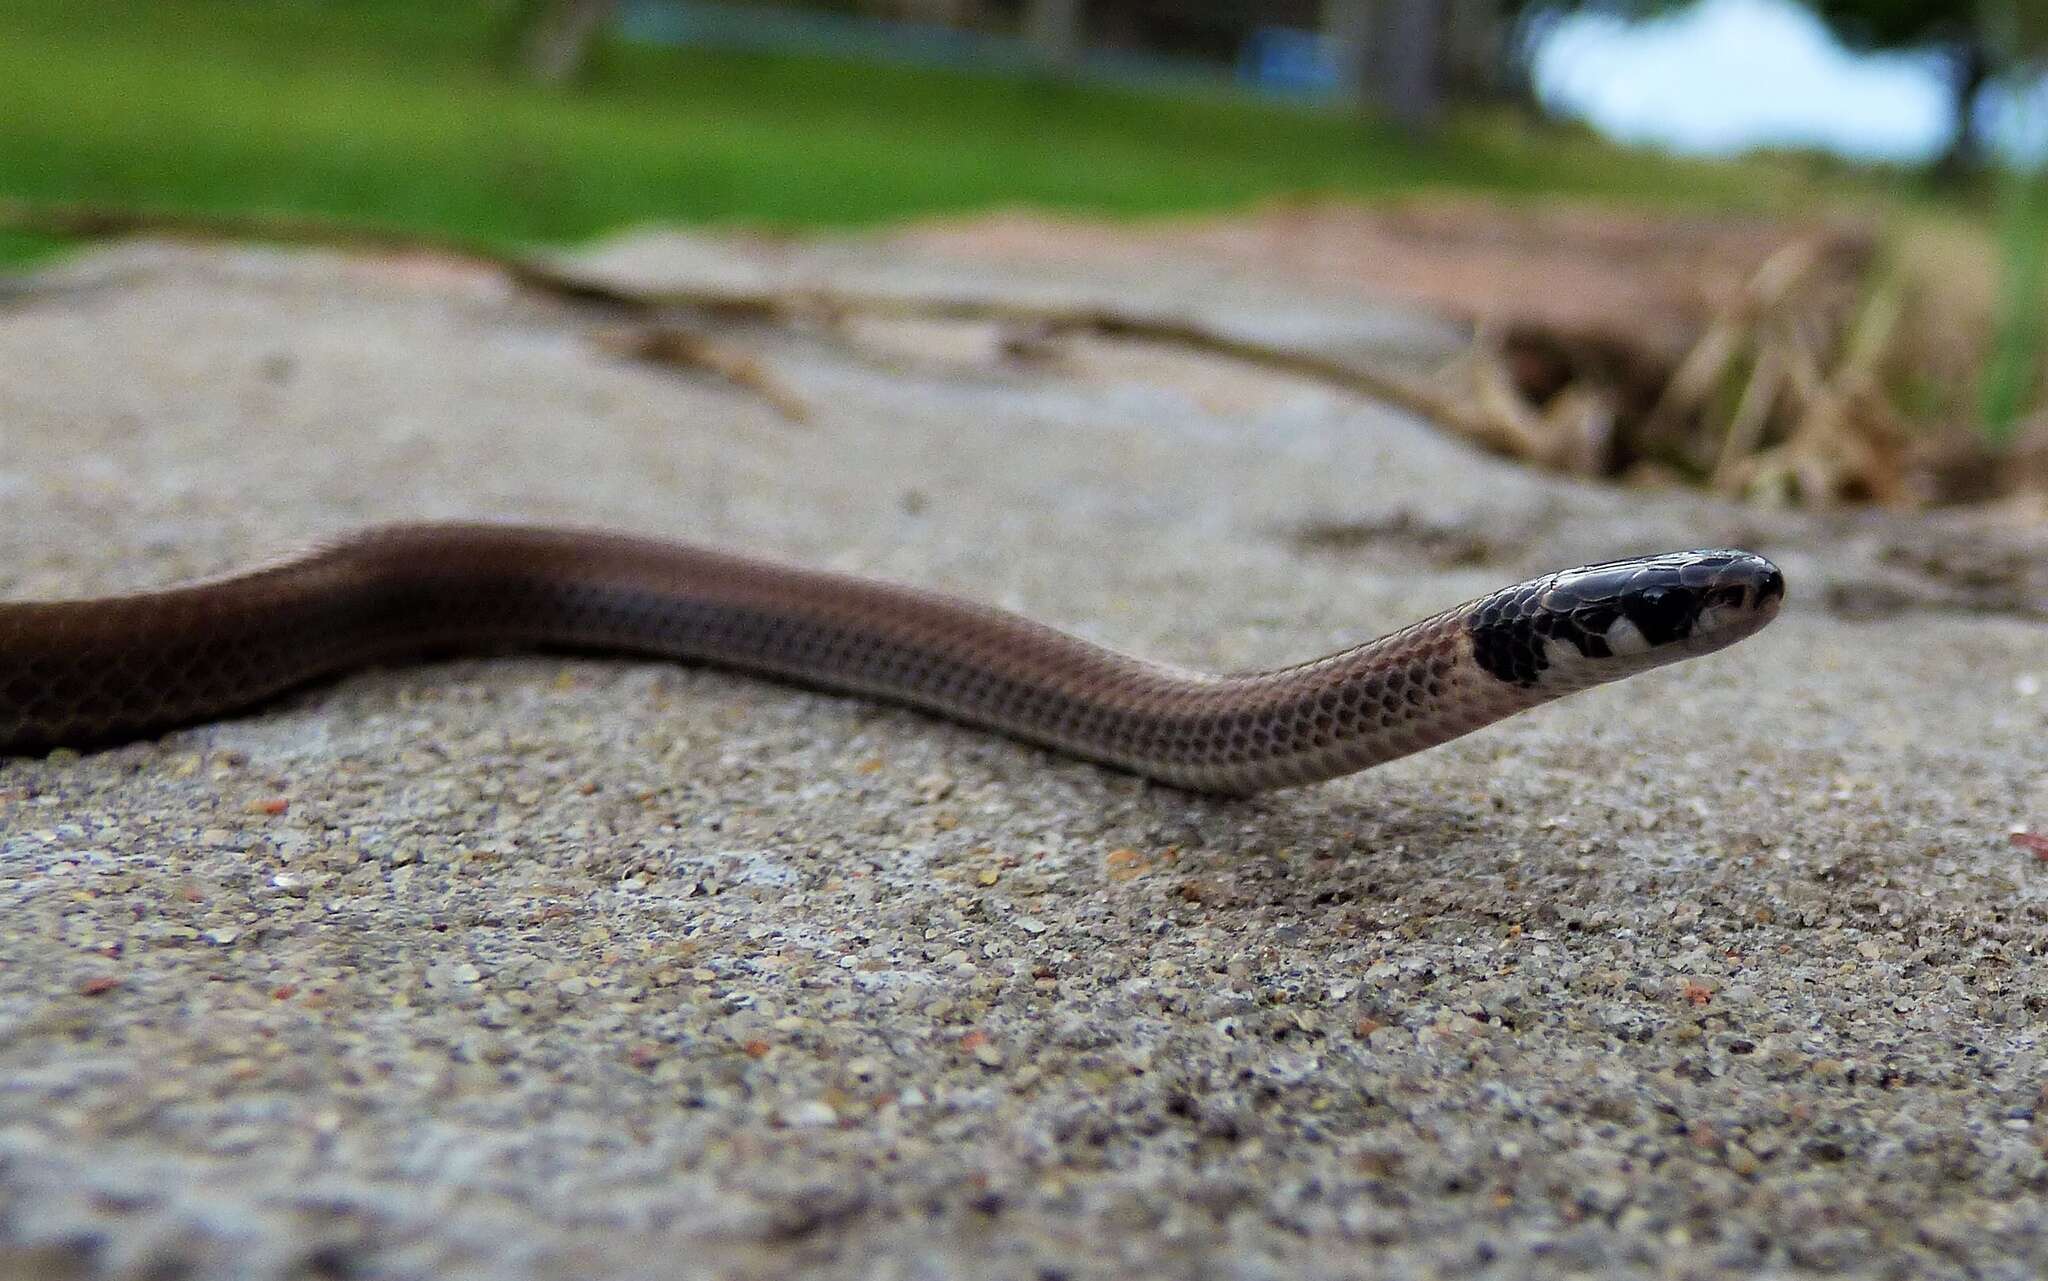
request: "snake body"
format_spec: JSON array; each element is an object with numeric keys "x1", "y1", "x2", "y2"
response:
[{"x1": 0, "y1": 524, "x2": 1781, "y2": 793}]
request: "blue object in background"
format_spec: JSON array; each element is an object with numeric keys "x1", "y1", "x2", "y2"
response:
[{"x1": 1238, "y1": 26, "x2": 1338, "y2": 96}]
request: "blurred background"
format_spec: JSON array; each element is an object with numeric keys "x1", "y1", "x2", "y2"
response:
[{"x1": 3, "y1": 0, "x2": 2043, "y2": 509}]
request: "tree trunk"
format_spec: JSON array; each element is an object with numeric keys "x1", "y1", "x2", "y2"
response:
[
  {"x1": 1442, "y1": 0, "x2": 1510, "y2": 103},
  {"x1": 523, "y1": 0, "x2": 618, "y2": 86},
  {"x1": 1379, "y1": 0, "x2": 1446, "y2": 132},
  {"x1": 1934, "y1": 36, "x2": 1991, "y2": 180},
  {"x1": 1025, "y1": 0, "x2": 1083, "y2": 67},
  {"x1": 1322, "y1": 0, "x2": 1375, "y2": 110}
]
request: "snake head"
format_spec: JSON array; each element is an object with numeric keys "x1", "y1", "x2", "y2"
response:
[{"x1": 1466, "y1": 549, "x2": 1783, "y2": 691}]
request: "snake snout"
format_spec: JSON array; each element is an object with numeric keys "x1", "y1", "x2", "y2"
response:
[
  {"x1": 1700, "y1": 553, "x2": 1784, "y2": 618},
  {"x1": 1753, "y1": 560, "x2": 1786, "y2": 609},
  {"x1": 1685, "y1": 552, "x2": 1784, "y2": 657}
]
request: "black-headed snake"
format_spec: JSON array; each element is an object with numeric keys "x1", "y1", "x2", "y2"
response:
[{"x1": 0, "y1": 524, "x2": 1782, "y2": 793}]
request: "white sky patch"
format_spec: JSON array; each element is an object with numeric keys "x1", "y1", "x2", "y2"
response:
[{"x1": 1529, "y1": 0, "x2": 1955, "y2": 162}]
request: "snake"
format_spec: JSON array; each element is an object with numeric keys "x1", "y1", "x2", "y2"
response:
[{"x1": 0, "y1": 524, "x2": 1782, "y2": 793}]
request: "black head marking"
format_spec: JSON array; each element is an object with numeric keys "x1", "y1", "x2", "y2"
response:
[
  {"x1": 1618, "y1": 584, "x2": 1700, "y2": 646},
  {"x1": 1465, "y1": 550, "x2": 1783, "y2": 689}
]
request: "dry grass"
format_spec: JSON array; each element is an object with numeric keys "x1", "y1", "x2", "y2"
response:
[{"x1": 1438, "y1": 210, "x2": 2046, "y2": 509}]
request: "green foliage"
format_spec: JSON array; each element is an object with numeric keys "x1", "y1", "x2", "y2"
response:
[
  {"x1": 1804, "y1": 0, "x2": 1972, "y2": 50},
  {"x1": 1979, "y1": 170, "x2": 2048, "y2": 442},
  {"x1": 1803, "y1": 0, "x2": 2047, "y2": 60}
]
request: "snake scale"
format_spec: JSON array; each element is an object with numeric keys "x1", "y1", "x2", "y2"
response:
[{"x1": 0, "y1": 524, "x2": 1782, "y2": 793}]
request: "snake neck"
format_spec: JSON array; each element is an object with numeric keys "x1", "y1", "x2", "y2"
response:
[{"x1": 1060, "y1": 609, "x2": 1546, "y2": 793}]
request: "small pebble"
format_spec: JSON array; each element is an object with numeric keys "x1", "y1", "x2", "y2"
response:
[{"x1": 780, "y1": 1100, "x2": 839, "y2": 1128}]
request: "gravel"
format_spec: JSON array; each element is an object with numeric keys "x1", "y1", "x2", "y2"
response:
[{"x1": 0, "y1": 239, "x2": 2043, "y2": 1281}]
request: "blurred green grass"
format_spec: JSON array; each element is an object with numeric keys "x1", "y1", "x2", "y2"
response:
[
  {"x1": 1980, "y1": 173, "x2": 2048, "y2": 443},
  {"x1": 0, "y1": 0, "x2": 1853, "y2": 262}
]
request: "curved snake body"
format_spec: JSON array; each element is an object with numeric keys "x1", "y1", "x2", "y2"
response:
[{"x1": 0, "y1": 524, "x2": 1782, "y2": 793}]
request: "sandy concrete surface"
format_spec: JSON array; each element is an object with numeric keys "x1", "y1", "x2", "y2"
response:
[{"x1": 1, "y1": 239, "x2": 2044, "y2": 1281}]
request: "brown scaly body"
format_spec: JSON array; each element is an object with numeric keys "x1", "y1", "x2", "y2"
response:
[{"x1": 0, "y1": 524, "x2": 1781, "y2": 793}]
